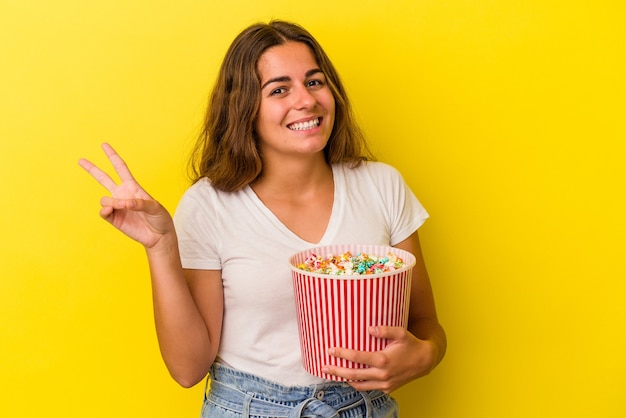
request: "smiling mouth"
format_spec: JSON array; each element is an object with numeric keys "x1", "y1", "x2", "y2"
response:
[{"x1": 287, "y1": 117, "x2": 320, "y2": 131}]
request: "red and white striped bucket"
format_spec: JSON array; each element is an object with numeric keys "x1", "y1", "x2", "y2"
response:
[{"x1": 289, "y1": 244, "x2": 416, "y2": 381}]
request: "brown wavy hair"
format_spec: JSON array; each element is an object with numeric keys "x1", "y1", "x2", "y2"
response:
[{"x1": 189, "y1": 20, "x2": 373, "y2": 191}]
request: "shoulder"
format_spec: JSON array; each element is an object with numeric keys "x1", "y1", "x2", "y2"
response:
[
  {"x1": 181, "y1": 177, "x2": 247, "y2": 202},
  {"x1": 177, "y1": 178, "x2": 213, "y2": 208},
  {"x1": 177, "y1": 178, "x2": 247, "y2": 216},
  {"x1": 335, "y1": 161, "x2": 405, "y2": 182},
  {"x1": 181, "y1": 177, "x2": 215, "y2": 198}
]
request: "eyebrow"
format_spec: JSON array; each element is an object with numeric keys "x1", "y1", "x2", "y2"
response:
[{"x1": 261, "y1": 68, "x2": 324, "y2": 90}]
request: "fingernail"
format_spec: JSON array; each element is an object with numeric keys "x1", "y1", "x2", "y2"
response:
[{"x1": 327, "y1": 348, "x2": 335, "y2": 356}]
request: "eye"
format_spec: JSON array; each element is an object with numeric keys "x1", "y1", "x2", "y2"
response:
[
  {"x1": 270, "y1": 87, "x2": 288, "y2": 96},
  {"x1": 306, "y1": 79, "x2": 324, "y2": 89}
]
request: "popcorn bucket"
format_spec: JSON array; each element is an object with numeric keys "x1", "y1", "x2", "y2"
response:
[{"x1": 289, "y1": 244, "x2": 416, "y2": 381}]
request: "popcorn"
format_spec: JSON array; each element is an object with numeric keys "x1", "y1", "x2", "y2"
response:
[{"x1": 296, "y1": 251, "x2": 405, "y2": 275}]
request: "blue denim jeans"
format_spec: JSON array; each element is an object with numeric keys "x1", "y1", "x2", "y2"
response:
[{"x1": 201, "y1": 363, "x2": 399, "y2": 418}]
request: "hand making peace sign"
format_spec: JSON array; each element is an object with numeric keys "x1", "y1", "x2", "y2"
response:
[{"x1": 79, "y1": 143, "x2": 174, "y2": 248}]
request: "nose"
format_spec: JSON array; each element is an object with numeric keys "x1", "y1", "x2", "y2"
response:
[{"x1": 292, "y1": 85, "x2": 316, "y2": 110}]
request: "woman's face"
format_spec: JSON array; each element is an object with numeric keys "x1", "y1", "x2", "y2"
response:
[{"x1": 255, "y1": 41, "x2": 336, "y2": 161}]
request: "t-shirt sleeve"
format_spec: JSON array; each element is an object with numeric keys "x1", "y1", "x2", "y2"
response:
[
  {"x1": 173, "y1": 182, "x2": 223, "y2": 270},
  {"x1": 378, "y1": 163, "x2": 429, "y2": 245}
]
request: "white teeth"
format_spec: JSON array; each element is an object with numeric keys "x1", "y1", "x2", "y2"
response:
[{"x1": 288, "y1": 118, "x2": 320, "y2": 131}]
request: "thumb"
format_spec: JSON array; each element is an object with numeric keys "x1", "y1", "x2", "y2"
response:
[
  {"x1": 124, "y1": 198, "x2": 164, "y2": 215},
  {"x1": 100, "y1": 196, "x2": 162, "y2": 214},
  {"x1": 369, "y1": 325, "x2": 406, "y2": 340}
]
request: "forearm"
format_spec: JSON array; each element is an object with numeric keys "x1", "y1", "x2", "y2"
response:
[{"x1": 145, "y1": 233, "x2": 215, "y2": 387}]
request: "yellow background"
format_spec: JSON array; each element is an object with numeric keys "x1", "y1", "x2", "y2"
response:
[{"x1": 1, "y1": 0, "x2": 624, "y2": 416}]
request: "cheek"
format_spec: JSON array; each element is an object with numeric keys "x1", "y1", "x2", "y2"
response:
[
  {"x1": 325, "y1": 91, "x2": 336, "y2": 114},
  {"x1": 258, "y1": 102, "x2": 286, "y2": 125},
  {"x1": 255, "y1": 106, "x2": 274, "y2": 133},
  {"x1": 326, "y1": 96, "x2": 336, "y2": 122}
]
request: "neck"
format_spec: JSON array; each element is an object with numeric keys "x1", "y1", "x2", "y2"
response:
[{"x1": 251, "y1": 153, "x2": 332, "y2": 197}]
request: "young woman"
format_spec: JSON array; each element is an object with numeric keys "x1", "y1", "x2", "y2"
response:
[{"x1": 80, "y1": 20, "x2": 446, "y2": 418}]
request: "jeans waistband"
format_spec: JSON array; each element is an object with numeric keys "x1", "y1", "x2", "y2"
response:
[{"x1": 206, "y1": 363, "x2": 386, "y2": 418}]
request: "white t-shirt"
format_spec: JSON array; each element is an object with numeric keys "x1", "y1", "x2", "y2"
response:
[{"x1": 173, "y1": 161, "x2": 429, "y2": 386}]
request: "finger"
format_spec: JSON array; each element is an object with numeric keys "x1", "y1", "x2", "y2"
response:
[
  {"x1": 370, "y1": 325, "x2": 407, "y2": 341},
  {"x1": 347, "y1": 379, "x2": 388, "y2": 393},
  {"x1": 78, "y1": 158, "x2": 119, "y2": 192},
  {"x1": 101, "y1": 143, "x2": 136, "y2": 182},
  {"x1": 322, "y1": 362, "x2": 380, "y2": 383},
  {"x1": 328, "y1": 347, "x2": 378, "y2": 367},
  {"x1": 100, "y1": 196, "x2": 134, "y2": 210},
  {"x1": 99, "y1": 205, "x2": 114, "y2": 219},
  {"x1": 129, "y1": 198, "x2": 163, "y2": 215},
  {"x1": 100, "y1": 196, "x2": 162, "y2": 215}
]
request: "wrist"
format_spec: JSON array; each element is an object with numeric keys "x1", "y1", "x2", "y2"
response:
[
  {"x1": 409, "y1": 320, "x2": 447, "y2": 375},
  {"x1": 145, "y1": 230, "x2": 179, "y2": 255}
]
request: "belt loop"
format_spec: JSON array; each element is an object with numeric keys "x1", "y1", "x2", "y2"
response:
[
  {"x1": 289, "y1": 398, "x2": 340, "y2": 418},
  {"x1": 289, "y1": 398, "x2": 313, "y2": 418},
  {"x1": 360, "y1": 391, "x2": 375, "y2": 418},
  {"x1": 242, "y1": 392, "x2": 254, "y2": 418}
]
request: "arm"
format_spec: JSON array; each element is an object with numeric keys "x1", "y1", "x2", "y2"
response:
[
  {"x1": 79, "y1": 143, "x2": 222, "y2": 387},
  {"x1": 146, "y1": 238, "x2": 223, "y2": 387},
  {"x1": 323, "y1": 231, "x2": 446, "y2": 392}
]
